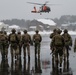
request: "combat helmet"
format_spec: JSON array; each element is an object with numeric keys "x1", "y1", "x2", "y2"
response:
[
  {"x1": 64, "y1": 29, "x2": 68, "y2": 33},
  {"x1": 11, "y1": 28, "x2": 16, "y2": 33},
  {"x1": 57, "y1": 29, "x2": 62, "y2": 34},
  {"x1": 53, "y1": 28, "x2": 57, "y2": 32},
  {"x1": 35, "y1": 30, "x2": 39, "y2": 33},
  {"x1": 23, "y1": 30, "x2": 27, "y2": 33},
  {"x1": 17, "y1": 31, "x2": 21, "y2": 34}
]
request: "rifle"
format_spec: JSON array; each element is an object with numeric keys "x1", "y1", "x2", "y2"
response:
[{"x1": 50, "y1": 47, "x2": 56, "y2": 55}]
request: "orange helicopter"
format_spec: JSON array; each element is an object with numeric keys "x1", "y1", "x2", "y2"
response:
[{"x1": 27, "y1": 1, "x2": 52, "y2": 15}]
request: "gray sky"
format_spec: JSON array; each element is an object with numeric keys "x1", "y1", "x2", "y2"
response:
[{"x1": 0, "y1": 0, "x2": 76, "y2": 20}]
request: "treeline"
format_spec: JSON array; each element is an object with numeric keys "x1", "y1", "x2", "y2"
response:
[
  {"x1": 1, "y1": 15, "x2": 76, "y2": 27},
  {"x1": 53, "y1": 15, "x2": 76, "y2": 26},
  {"x1": 1, "y1": 19, "x2": 27, "y2": 27}
]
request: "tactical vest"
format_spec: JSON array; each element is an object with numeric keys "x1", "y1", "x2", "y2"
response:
[
  {"x1": 34, "y1": 34, "x2": 41, "y2": 41},
  {"x1": 54, "y1": 35, "x2": 63, "y2": 46},
  {"x1": 0, "y1": 34, "x2": 6, "y2": 41},
  {"x1": 10, "y1": 34, "x2": 17, "y2": 42},
  {"x1": 22, "y1": 34, "x2": 29, "y2": 43}
]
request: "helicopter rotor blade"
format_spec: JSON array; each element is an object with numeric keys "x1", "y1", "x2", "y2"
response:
[
  {"x1": 27, "y1": 2, "x2": 44, "y2": 5},
  {"x1": 47, "y1": 4, "x2": 61, "y2": 6},
  {"x1": 27, "y1": 2, "x2": 61, "y2": 6},
  {"x1": 45, "y1": 1, "x2": 49, "y2": 4}
]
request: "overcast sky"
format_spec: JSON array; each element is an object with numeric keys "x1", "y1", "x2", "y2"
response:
[{"x1": 0, "y1": 0, "x2": 76, "y2": 20}]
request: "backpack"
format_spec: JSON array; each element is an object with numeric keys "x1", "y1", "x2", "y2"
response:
[
  {"x1": 63, "y1": 33, "x2": 69, "y2": 42},
  {"x1": 34, "y1": 34, "x2": 40, "y2": 41},
  {"x1": 63, "y1": 33, "x2": 72, "y2": 46},
  {"x1": 17, "y1": 34, "x2": 22, "y2": 41},
  {"x1": 54, "y1": 35, "x2": 63, "y2": 46},
  {"x1": 10, "y1": 34, "x2": 17, "y2": 42},
  {"x1": 0, "y1": 34, "x2": 6, "y2": 41},
  {"x1": 23, "y1": 34, "x2": 29, "y2": 42}
]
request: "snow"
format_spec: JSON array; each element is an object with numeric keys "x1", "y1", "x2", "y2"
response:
[
  {"x1": 7, "y1": 29, "x2": 76, "y2": 35},
  {"x1": 1, "y1": 19, "x2": 76, "y2": 35},
  {"x1": 68, "y1": 31, "x2": 76, "y2": 35},
  {"x1": 0, "y1": 22, "x2": 4, "y2": 25},
  {"x1": 37, "y1": 19, "x2": 56, "y2": 26},
  {"x1": 29, "y1": 26, "x2": 36, "y2": 29},
  {"x1": 0, "y1": 22, "x2": 9, "y2": 26},
  {"x1": 24, "y1": 30, "x2": 76, "y2": 35},
  {"x1": 7, "y1": 30, "x2": 76, "y2": 35},
  {"x1": 61, "y1": 24, "x2": 69, "y2": 26},
  {"x1": 9, "y1": 25, "x2": 20, "y2": 29},
  {"x1": 28, "y1": 30, "x2": 76, "y2": 35}
]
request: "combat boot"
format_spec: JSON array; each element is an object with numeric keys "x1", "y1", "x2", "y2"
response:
[
  {"x1": 55, "y1": 60, "x2": 58, "y2": 68},
  {"x1": 28, "y1": 55, "x2": 30, "y2": 61},
  {"x1": 60, "y1": 63, "x2": 62, "y2": 68}
]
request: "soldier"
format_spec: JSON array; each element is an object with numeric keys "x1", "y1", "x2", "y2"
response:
[
  {"x1": 50, "y1": 29, "x2": 57, "y2": 66},
  {"x1": 4, "y1": 31, "x2": 9, "y2": 58},
  {"x1": 17, "y1": 31, "x2": 22, "y2": 56},
  {"x1": 52, "y1": 29, "x2": 65, "y2": 67},
  {"x1": 33, "y1": 30, "x2": 42, "y2": 58},
  {"x1": 50, "y1": 29, "x2": 57, "y2": 39},
  {"x1": 74, "y1": 38, "x2": 76, "y2": 52},
  {"x1": 22, "y1": 30, "x2": 31, "y2": 60},
  {"x1": 8, "y1": 29, "x2": 18, "y2": 59},
  {"x1": 50, "y1": 29, "x2": 57, "y2": 48},
  {"x1": 50, "y1": 29, "x2": 57, "y2": 52},
  {"x1": 62, "y1": 29, "x2": 72, "y2": 60},
  {"x1": 0, "y1": 31, "x2": 8, "y2": 59}
]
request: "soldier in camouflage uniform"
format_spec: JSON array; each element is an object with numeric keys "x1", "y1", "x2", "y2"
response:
[
  {"x1": 62, "y1": 29, "x2": 72, "y2": 60},
  {"x1": 22, "y1": 30, "x2": 31, "y2": 60},
  {"x1": 50, "y1": 29, "x2": 57, "y2": 39},
  {"x1": 50, "y1": 29, "x2": 57, "y2": 54},
  {"x1": 52, "y1": 29, "x2": 65, "y2": 67},
  {"x1": 8, "y1": 29, "x2": 19, "y2": 59},
  {"x1": 74, "y1": 38, "x2": 76, "y2": 52},
  {"x1": 0, "y1": 31, "x2": 8, "y2": 59},
  {"x1": 33, "y1": 30, "x2": 42, "y2": 58},
  {"x1": 17, "y1": 31, "x2": 22, "y2": 56},
  {"x1": 3, "y1": 31, "x2": 9, "y2": 58}
]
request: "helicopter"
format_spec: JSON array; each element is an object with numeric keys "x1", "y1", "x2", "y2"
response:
[{"x1": 27, "y1": 1, "x2": 52, "y2": 15}]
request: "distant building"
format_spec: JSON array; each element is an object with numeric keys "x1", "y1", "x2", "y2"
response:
[
  {"x1": 37, "y1": 19, "x2": 57, "y2": 31},
  {"x1": 28, "y1": 25, "x2": 44, "y2": 31},
  {"x1": 61, "y1": 23, "x2": 76, "y2": 31},
  {"x1": 8, "y1": 25, "x2": 21, "y2": 32},
  {"x1": 0, "y1": 22, "x2": 9, "y2": 31},
  {"x1": 28, "y1": 26, "x2": 36, "y2": 31},
  {"x1": 28, "y1": 19, "x2": 57, "y2": 31},
  {"x1": 61, "y1": 24, "x2": 69, "y2": 30}
]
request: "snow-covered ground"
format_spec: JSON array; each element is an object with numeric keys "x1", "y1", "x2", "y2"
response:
[
  {"x1": 1, "y1": 19, "x2": 76, "y2": 35},
  {"x1": 7, "y1": 30, "x2": 76, "y2": 35},
  {"x1": 27, "y1": 30, "x2": 76, "y2": 35}
]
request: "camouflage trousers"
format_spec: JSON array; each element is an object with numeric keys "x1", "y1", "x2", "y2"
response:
[
  {"x1": 54, "y1": 46, "x2": 63, "y2": 66},
  {"x1": 74, "y1": 44, "x2": 76, "y2": 52},
  {"x1": 34, "y1": 43, "x2": 40, "y2": 57},
  {"x1": 23, "y1": 43, "x2": 30, "y2": 58},
  {"x1": 18, "y1": 43, "x2": 22, "y2": 56},
  {"x1": 63, "y1": 46, "x2": 69, "y2": 60},
  {"x1": 0, "y1": 42, "x2": 9, "y2": 58},
  {"x1": 10, "y1": 43, "x2": 19, "y2": 58}
]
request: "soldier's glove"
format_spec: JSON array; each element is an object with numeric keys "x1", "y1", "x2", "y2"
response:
[{"x1": 30, "y1": 40, "x2": 33, "y2": 46}]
